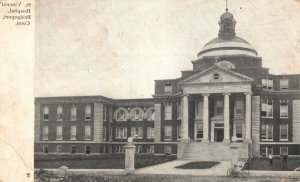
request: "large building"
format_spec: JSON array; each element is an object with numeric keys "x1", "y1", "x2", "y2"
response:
[{"x1": 34, "y1": 10, "x2": 300, "y2": 161}]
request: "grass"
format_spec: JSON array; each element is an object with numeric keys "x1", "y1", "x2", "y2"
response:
[
  {"x1": 175, "y1": 161, "x2": 220, "y2": 169},
  {"x1": 34, "y1": 172, "x2": 300, "y2": 182},
  {"x1": 34, "y1": 154, "x2": 176, "y2": 169},
  {"x1": 249, "y1": 157, "x2": 300, "y2": 171}
]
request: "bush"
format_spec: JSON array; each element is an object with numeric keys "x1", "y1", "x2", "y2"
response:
[{"x1": 35, "y1": 169, "x2": 71, "y2": 182}]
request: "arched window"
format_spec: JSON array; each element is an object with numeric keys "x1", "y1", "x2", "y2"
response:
[
  {"x1": 130, "y1": 107, "x2": 144, "y2": 121},
  {"x1": 146, "y1": 107, "x2": 154, "y2": 121},
  {"x1": 114, "y1": 108, "x2": 129, "y2": 121},
  {"x1": 117, "y1": 110, "x2": 126, "y2": 120}
]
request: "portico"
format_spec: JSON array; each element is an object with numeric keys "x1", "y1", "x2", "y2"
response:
[{"x1": 179, "y1": 65, "x2": 254, "y2": 144}]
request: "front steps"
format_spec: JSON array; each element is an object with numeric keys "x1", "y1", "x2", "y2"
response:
[{"x1": 178, "y1": 142, "x2": 249, "y2": 161}]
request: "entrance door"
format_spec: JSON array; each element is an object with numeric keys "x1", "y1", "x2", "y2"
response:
[{"x1": 214, "y1": 128, "x2": 224, "y2": 142}]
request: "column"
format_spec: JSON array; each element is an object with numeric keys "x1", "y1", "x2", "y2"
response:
[
  {"x1": 154, "y1": 103, "x2": 161, "y2": 142},
  {"x1": 223, "y1": 93, "x2": 230, "y2": 144},
  {"x1": 182, "y1": 95, "x2": 189, "y2": 142},
  {"x1": 202, "y1": 94, "x2": 209, "y2": 143},
  {"x1": 245, "y1": 92, "x2": 252, "y2": 142}
]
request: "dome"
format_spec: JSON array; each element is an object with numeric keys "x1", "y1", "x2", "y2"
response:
[
  {"x1": 220, "y1": 12, "x2": 234, "y2": 21},
  {"x1": 197, "y1": 11, "x2": 258, "y2": 59},
  {"x1": 197, "y1": 36, "x2": 258, "y2": 58}
]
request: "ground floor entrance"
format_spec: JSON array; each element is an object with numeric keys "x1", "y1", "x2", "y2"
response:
[{"x1": 214, "y1": 128, "x2": 224, "y2": 142}]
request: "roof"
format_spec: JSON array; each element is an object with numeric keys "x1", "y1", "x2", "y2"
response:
[{"x1": 197, "y1": 36, "x2": 258, "y2": 59}]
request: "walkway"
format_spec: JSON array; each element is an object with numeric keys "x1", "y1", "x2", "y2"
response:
[
  {"x1": 40, "y1": 160, "x2": 300, "y2": 178},
  {"x1": 136, "y1": 160, "x2": 231, "y2": 176}
]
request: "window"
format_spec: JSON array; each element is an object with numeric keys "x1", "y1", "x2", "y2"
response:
[
  {"x1": 116, "y1": 109, "x2": 127, "y2": 121},
  {"x1": 195, "y1": 101, "x2": 203, "y2": 118},
  {"x1": 116, "y1": 146, "x2": 120, "y2": 153},
  {"x1": 213, "y1": 73, "x2": 220, "y2": 80},
  {"x1": 262, "y1": 79, "x2": 273, "y2": 91},
  {"x1": 85, "y1": 105, "x2": 91, "y2": 120},
  {"x1": 85, "y1": 125, "x2": 91, "y2": 140},
  {"x1": 102, "y1": 146, "x2": 106, "y2": 153},
  {"x1": 196, "y1": 123, "x2": 203, "y2": 140},
  {"x1": 70, "y1": 125, "x2": 76, "y2": 140},
  {"x1": 261, "y1": 124, "x2": 273, "y2": 141},
  {"x1": 131, "y1": 108, "x2": 143, "y2": 121},
  {"x1": 177, "y1": 102, "x2": 181, "y2": 119},
  {"x1": 43, "y1": 145, "x2": 48, "y2": 154},
  {"x1": 131, "y1": 127, "x2": 143, "y2": 139},
  {"x1": 115, "y1": 145, "x2": 124, "y2": 153},
  {"x1": 56, "y1": 126, "x2": 62, "y2": 140},
  {"x1": 280, "y1": 79, "x2": 289, "y2": 90},
  {"x1": 103, "y1": 127, "x2": 106, "y2": 141},
  {"x1": 43, "y1": 106, "x2": 49, "y2": 121},
  {"x1": 146, "y1": 145, "x2": 155, "y2": 154},
  {"x1": 177, "y1": 125, "x2": 181, "y2": 140},
  {"x1": 57, "y1": 105, "x2": 63, "y2": 121},
  {"x1": 215, "y1": 101, "x2": 224, "y2": 116},
  {"x1": 146, "y1": 108, "x2": 154, "y2": 121},
  {"x1": 280, "y1": 100, "x2": 288, "y2": 118},
  {"x1": 42, "y1": 126, "x2": 49, "y2": 140},
  {"x1": 103, "y1": 105, "x2": 107, "y2": 121},
  {"x1": 164, "y1": 145, "x2": 172, "y2": 154},
  {"x1": 164, "y1": 83, "x2": 172, "y2": 93},
  {"x1": 261, "y1": 146, "x2": 273, "y2": 157},
  {"x1": 280, "y1": 147, "x2": 288, "y2": 155},
  {"x1": 150, "y1": 145, "x2": 155, "y2": 154},
  {"x1": 136, "y1": 145, "x2": 142, "y2": 154},
  {"x1": 164, "y1": 126, "x2": 172, "y2": 140},
  {"x1": 109, "y1": 146, "x2": 113, "y2": 153},
  {"x1": 280, "y1": 125, "x2": 288, "y2": 141},
  {"x1": 261, "y1": 100, "x2": 273, "y2": 118},
  {"x1": 57, "y1": 145, "x2": 62, "y2": 153},
  {"x1": 147, "y1": 127, "x2": 154, "y2": 139},
  {"x1": 236, "y1": 122, "x2": 243, "y2": 139},
  {"x1": 70, "y1": 106, "x2": 76, "y2": 121},
  {"x1": 134, "y1": 109, "x2": 141, "y2": 120},
  {"x1": 116, "y1": 127, "x2": 127, "y2": 139},
  {"x1": 234, "y1": 100, "x2": 244, "y2": 118},
  {"x1": 70, "y1": 145, "x2": 76, "y2": 154},
  {"x1": 164, "y1": 103, "x2": 172, "y2": 120},
  {"x1": 85, "y1": 146, "x2": 91, "y2": 154}
]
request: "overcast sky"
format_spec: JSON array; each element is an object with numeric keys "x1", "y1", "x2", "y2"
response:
[{"x1": 35, "y1": 0, "x2": 300, "y2": 99}]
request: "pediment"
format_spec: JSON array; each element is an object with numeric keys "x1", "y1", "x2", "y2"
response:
[{"x1": 180, "y1": 65, "x2": 254, "y2": 86}]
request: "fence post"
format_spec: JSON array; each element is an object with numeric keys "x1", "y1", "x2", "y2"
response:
[{"x1": 124, "y1": 137, "x2": 136, "y2": 174}]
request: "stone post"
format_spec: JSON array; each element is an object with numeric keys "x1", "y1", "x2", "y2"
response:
[{"x1": 124, "y1": 137, "x2": 136, "y2": 174}]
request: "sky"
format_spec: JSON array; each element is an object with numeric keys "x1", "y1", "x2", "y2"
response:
[{"x1": 35, "y1": 0, "x2": 300, "y2": 99}]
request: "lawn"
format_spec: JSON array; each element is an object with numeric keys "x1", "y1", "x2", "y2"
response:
[
  {"x1": 175, "y1": 161, "x2": 220, "y2": 169},
  {"x1": 249, "y1": 157, "x2": 300, "y2": 171},
  {"x1": 34, "y1": 172, "x2": 300, "y2": 182},
  {"x1": 34, "y1": 154, "x2": 176, "y2": 169}
]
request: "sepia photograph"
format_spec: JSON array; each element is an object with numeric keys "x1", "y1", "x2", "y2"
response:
[{"x1": 33, "y1": 0, "x2": 300, "y2": 181}]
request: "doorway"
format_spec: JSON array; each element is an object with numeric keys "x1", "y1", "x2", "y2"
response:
[{"x1": 214, "y1": 128, "x2": 224, "y2": 142}]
